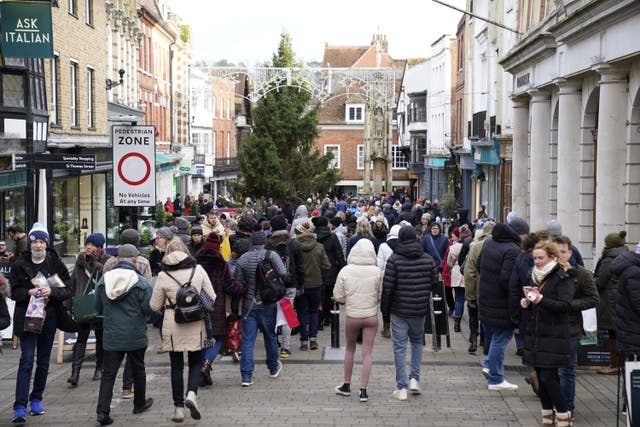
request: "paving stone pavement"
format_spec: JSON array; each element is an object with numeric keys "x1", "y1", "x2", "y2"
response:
[{"x1": 0, "y1": 313, "x2": 626, "y2": 426}]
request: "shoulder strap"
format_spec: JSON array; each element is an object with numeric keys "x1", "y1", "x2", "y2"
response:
[
  {"x1": 164, "y1": 266, "x2": 197, "y2": 306},
  {"x1": 427, "y1": 236, "x2": 442, "y2": 264}
]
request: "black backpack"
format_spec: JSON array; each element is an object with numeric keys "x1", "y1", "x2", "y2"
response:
[
  {"x1": 166, "y1": 267, "x2": 203, "y2": 324},
  {"x1": 255, "y1": 250, "x2": 286, "y2": 304}
]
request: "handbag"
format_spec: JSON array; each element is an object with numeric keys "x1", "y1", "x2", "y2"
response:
[
  {"x1": 57, "y1": 303, "x2": 78, "y2": 332},
  {"x1": 225, "y1": 314, "x2": 242, "y2": 354},
  {"x1": 73, "y1": 270, "x2": 100, "y2": 325}
]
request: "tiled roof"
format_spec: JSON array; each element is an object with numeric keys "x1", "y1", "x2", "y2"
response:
[{"x1": 322, "y1": 45, "x2": 369, "y2": 67}]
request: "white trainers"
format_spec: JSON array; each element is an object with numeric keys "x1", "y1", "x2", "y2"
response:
[
  {"x1": 184, "y1": 390, "x2": 201, "y2": 420},
  {"x1": 171, "y1": 406, "x2": 184, "y2": 423},
  {"x1": 488, "y1": 380, "x2": 519, "y2": 391},
  {"x1": 269, "y1": 360, "x2": 283, "y2": 378},
  {"x1": 482, "y1": 368, "x2": 490, "y2": 379},
  {"x1": 409, "y1": 378, "x2": 421, "y2": 394},
  {"x1": 391, "y1": 388, "x2": 408, "y2": 401}
]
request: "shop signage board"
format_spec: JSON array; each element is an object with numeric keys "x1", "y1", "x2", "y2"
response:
[
  {"x1": 13, "y1": 153, "x2": 95, "y2": 170},
  {"x1": 112, "y1": 125, "x2": 156, "y2": 207},
  {"x1": 0, "y1": 1, "x2": 54, "y2": 58}
]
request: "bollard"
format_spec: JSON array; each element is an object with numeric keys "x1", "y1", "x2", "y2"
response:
[{"x1": 330, "y1": 303, "x2": 340, "y2": 348}]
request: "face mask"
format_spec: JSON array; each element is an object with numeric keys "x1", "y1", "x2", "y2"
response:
[{"x1": 31, "y1": 248, "x2": 46, "y2": 260}]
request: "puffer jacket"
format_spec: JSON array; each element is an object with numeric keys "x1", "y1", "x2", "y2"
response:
[
  {"x1": 595, "y1": 245, "x2": 628, "y2": 330},
  {"x1": 478, "y1": 223, "x2": 521, "y2": 329},
  {"x1": 234, "y1": 245, "x2": 286, "y2": 311},
  {"x1": 150, "y1": 252, "x2": 215, "y2": 352},
  {"x1": 265, "y1": 230, "x2": 305, "y2": 289},
  {"x1": 381, "y1": 237, "x2": 437, "y2": 318},
  {"x1": 333, "y1": 239, "x2": 382, "y2": 319},
  {"x1": 523, "y1": 264, "x2": 574, "y2": 368},
  {"x1": 613, "y1": 251, "x2": 640, "y2": 354},
  {"x1": 297, "y1": 233, "x2": 330, "y2": 289},
  {"x1": 315, "y1": 226, "x2": 346, "y2": 288}
]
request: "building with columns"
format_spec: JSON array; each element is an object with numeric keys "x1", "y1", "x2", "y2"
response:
[{"x1": 501, "y1": 0, "x2": 640, "y2": 266}]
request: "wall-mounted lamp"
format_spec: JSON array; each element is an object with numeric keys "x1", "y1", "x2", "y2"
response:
[{"x1": 106, "y1": 69, "x2": 126, "y2": 91}]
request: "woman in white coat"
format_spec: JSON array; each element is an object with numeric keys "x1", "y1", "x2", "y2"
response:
[
  {"x1": 447, "y1": 225, "x2": 471, "y2": 332},
  {"x1": 333, "y1": 239, "x2": 383, "y2": 402},
  {"x1": 150, "y1": 240, "x2": 215, "y2": 423}
]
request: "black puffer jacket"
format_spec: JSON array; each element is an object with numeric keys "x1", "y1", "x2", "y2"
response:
[
  {"x1": 613, "y1": 251, "x2": 640, "y2": 354},
  {"x1": 595, "y1": 245, "x2": 628, "y2": 330},
  {"x1": 523, "y1": 264, "x2": 574, "y2": 368},
  {"x1": 315, "y1": 226, "x2": 346, "y2": 288},
  {"x1": 381, "y1": 238, "x2": 437, "y2": 318},
  {"x1": 478, "y1": 223, "x2": 521, "y2": 329}
]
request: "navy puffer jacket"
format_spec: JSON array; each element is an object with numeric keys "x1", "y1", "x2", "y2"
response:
[
  {"x1": 478, "y1": 223, "x2": 521, "y2": 329},
  {"x1": 613, "y1": 251, "x2": 640, "y2": 354}
]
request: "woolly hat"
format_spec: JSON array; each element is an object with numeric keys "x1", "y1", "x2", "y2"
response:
[
  {"x1": 156, "y1": 227, "x2": 174, "y2": 240},
  {"x1": 604, "y1": 230, "x2": 627, "y2": 249},
  {"x1": 388, "y1": 224, "x2": 401, "y2": 240},
  {"x1": 250, "y1": 230, "x2": 267, "y2": 246},
  {"x1": 28, "y1": 223, "x2": 49, "y2": 245},
  {"x1": 270, "y1": 214, "x2": 287, "y2": 232},
  {"x1": 175, "y1": 216, "x2": 190, "y2": 231},
  {"x1": 85, "y1": 233, "x2": 105, "y2": 248},
  {"x1": 452, "y1": 227, "x2": 460, "y2": 238},
  {"x1": 117, "y1": 243, "x2": 139, "y2": 258},
  {"x1": 459, "y1": 224, "x2": 472, "y2": 239},
  {"x1": 203, "y1": 232, "x2": 220, "y2": 251},
  {"x1": 312, "y1": 216, "x2": 328, "y2": 228},
  {"x1": 120, "y1": 229, "x2": 140, "y2": 246},
  {"x1": 191, "y1": 226, "x2": 203, "y2": 236},
  {"x1": 546, "y1": 220, "x2": 563, "y2": 237},
  {"x1": 398, "y1": 226, "x2": 417, "y2": 242},
  {"x1": 509, "y1": 216, "x2": 530, "y2": 235}
]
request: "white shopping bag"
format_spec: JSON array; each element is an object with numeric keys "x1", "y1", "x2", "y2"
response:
[{"x1": 580, "y1": 307, "x2": 598, "y2": 346}]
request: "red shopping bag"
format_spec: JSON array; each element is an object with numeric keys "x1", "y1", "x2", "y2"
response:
[
  {"x1": 225, "y1": 315, "x2": 242, "y2": 354},
  {"x1": 279, "y1": 298, "x2": 300, "y2": 329}
]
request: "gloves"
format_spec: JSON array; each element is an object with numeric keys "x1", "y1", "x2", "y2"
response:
[{"x1": 296, "y1": 288, "x2": 304, "y2": 297}]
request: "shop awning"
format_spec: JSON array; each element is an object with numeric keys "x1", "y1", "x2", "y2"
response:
[{"x1": 471, "y1": 139, "x2": 501, "y2": 165}]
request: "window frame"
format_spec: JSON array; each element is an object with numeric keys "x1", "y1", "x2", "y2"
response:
[
  {"x1": 86, "y1": 66, "x2": 94, "y2": 129},
  {"x1": 324, "y1": 144, "x2": 340, "y2": 169},
  {"x1": 68, "y1": 0, "x2": 76, "y2": 16},
  {"x1": 70, "y1": 60, "x2": 78, "y2": 127},
  {"x1": 85, "y1": 0, "x2": 93, "y2": 26},
  {"x1": 345, "y1": 103, "x2": 364, "y2": 124},
  {"x1": 392, "y1": 145, "x2": 408, "y2": 169}
]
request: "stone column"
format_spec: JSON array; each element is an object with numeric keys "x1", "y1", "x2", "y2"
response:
[
  {"x1": 511, "y1": 96, "x2": 529, "y2": 220},
  {"x1": 555, "y1": 79, "x2": 582, "y2": 243},
  {"x1": 528, "y1": 89, "x2": 551, "y2": 230},
  {"x1": 593, "y1": 64, "x2": 628, "y2": 255}
]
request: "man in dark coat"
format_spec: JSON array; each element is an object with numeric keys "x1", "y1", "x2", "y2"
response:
[
  {"x1": 478, "y1": 223, "x2": 521, "y2": 390},
  {"x1": 613, "y1": 243, "x2": 640, "y2": 358},
  {"x1": 381, "y1": 226, "x2": 437, "y2": 400},
  {"x1": 312, "y1": 216, "x2": 346, "y2": 327}
]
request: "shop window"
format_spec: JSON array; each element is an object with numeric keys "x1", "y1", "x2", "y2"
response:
[
  {"x1": 2, "y1": 73, "x2": 25, "y2": 108},
  {"x1": 3, "y1": 188, "x2": 26, "y2": 235},
  {"x1": 53, "y1": 176, "x2": 80, "y2": 257},
  {"x1": 324, "y1": 145, "x2": 340, "y2": 169}
]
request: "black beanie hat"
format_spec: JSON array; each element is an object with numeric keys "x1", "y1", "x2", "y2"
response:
[
  {"x1": 398, "y1": 226, "x2": 417, "y2": 242},
  {"x1": 311, "y1": 216, "x2": 328, "y2": 228},
  {"x1": 270, "y1": 214, "x2": 287, "y2": 231}
]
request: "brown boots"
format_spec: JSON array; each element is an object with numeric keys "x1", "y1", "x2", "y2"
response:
[
  {"x1": 382, "y1": 321, "x2": 390, "y2": 338},
  {"x1": 597, "y1": 338, "x2": 619, "y2": 375},
  {"x1": 453, "y1": 317, "x2": 461, "y2": 332}
]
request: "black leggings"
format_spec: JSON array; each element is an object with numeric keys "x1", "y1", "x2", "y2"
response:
[{"x1": 537, "y1": 367, "x2": 568, "y2": 412}]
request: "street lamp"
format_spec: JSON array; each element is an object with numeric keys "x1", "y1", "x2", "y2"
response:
[{"x1": 106, "y1": 69, "x2": 125, "y2": 91}]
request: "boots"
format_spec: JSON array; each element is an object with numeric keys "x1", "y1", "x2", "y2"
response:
[
  {"x1": 67, "y1": 344, "x2": 86, "y2": 386},
  {"x1": 468, "y1": 335, "x2": 478, "y2": 354},
  {"x1": 598, "y1": 338, "x2": 619, "y2": 375},
  {"x1": 453, "y1": 317, "x2": 461, "y2": 333},
  {"x1": 382, "y1": 321, "x2": 390, "y2": 338},
  {"x1": 555, "y1": 411, "x2": 572, "y2": 427},
  {"x1": 93, "y1": 367, "x2": 102, "y2": 381},
  {"x1": 199, "y1": 360, "x2": 213, "y2": 387},
  {"x1": 540, "y1": 409, "x2": 554, "y2": 425}
]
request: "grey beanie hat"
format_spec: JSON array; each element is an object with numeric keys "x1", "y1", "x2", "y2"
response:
[
  {"x1": 546, "y1": 220, "x2": 562, "y2": 237},
  {"x1": 509, "y1": 216, "x2": 530, "y2": 235},
  {"x1": 117, "y1": 243, "x2": 140, "y2": 258},
  {"x1": 120, "y1": 229, "x2": 140, "y2": 246},
  {"x1": 157, "y1": 227, "x2": 174, "y2": 240}
]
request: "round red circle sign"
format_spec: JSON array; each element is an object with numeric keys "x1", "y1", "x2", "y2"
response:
[{"x1": 117, "y1": 152, "x2": 151, "y2": 186}]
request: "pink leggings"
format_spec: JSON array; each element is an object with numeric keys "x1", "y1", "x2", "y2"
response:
[{"x1": 344, "y1": 315, "x2": 379, "y2": 388}]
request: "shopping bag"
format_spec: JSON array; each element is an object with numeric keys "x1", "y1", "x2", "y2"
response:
[
  {"x1": 225, "y1": 315, "x2": 242, "y2": 354},
  {"x1": 73, "y1": 271, "x2": 99, "y2": 325},
  {"x1": 580, "y1": 307, "x2": 598, "y2": 346},
  {"x1": 24, "y1": 294, "x2": 47, "y2": 334},
  {"x1": 279, "y1": 298, "x2": 300, "y2": 329}
]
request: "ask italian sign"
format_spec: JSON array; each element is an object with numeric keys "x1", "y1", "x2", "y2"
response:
[{"x1": 0, "y1": 1, "x2": 54, "y2": 58}]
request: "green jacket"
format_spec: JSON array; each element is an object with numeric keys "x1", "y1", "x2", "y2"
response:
[
  {"x1": 569, "y1": 265, "x2": 600, "y2": 339},
  {"x1": 297, "y1": 233, "x2": 330, "y2": 289},
  {"x1": 95, "y1": 261, "x2": 152, "y2": 351}
]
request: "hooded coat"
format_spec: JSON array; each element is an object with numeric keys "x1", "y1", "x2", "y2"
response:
[
  {"x1": 296, "y1": 233, "x2": 330, "y2": 289},
  {"x1": 478, "y1": 223, "x2": 521, "y2": 329},
  {"x1": 315, "y1": 225, "x2": 346, "y2": 288},
  {"x1": 289, "y1": 205, "x2": 314, "y2": 237},
  {"x1": 595, "y1": 245, "x2": 629, "y2": 330},
  {"x1": 95, "y1": 261, "x2": 152, "y2": 351},
  {"x1": 333, "y1": 239, "x2": 382, "y2": 319},
  {"x1": 150, "y1": 252, "x2": 215, "y2": 352},
  {"x1": 613, "y1": 251, "x2": 640, "y2": 354},
  {"x1": 381, "y1": 235, "x2": 437, "y2": 318}
]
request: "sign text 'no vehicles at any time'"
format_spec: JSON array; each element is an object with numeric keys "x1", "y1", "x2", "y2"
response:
[{"x1": 112, "y1": 125, "x2": 156, "y2": 207}]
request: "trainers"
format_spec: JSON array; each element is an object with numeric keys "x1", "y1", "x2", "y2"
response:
[
  {"x1": 488, "y1": 380, "x2": 519, "y2": 391},
  {"x1": 270, "y1": 360, "x2": 283, "y2": 378},
  {"x1": 482, "y1": 368, "x2": 490, "y2": 379},
  {"x1": 29, "y1": 400, "x2": 45, "y2": 415},
  {"x1": 280, "y1": 348, "x2": 291, "y2": 359},
  {"x1": 409, "y1": 378, "x2": 421, "y2": 394},
  {"x1": 391, "y1": 388, "x2": 408, "y2": 401},
  {"x1": 241, "y1": 377, "x2": 255, "y2": 387},
  {"x1": 310, "y1": 340, "x2": 319, "y2": 350},
  {"x1": 12, "y1": 407, "x2": 27, "y2": 423},
  {"x1": 300, "y1": 343, "x2": 309, "y2": 351},
  {"x1": 232, "y1": 352, "x2": 241, "y2": 362},
  {"x1": 359, "y1": 388, "x2": 369, "y2": 402},
  {"x1": 122, "y1": 389, "x2": 134, "y2": 399},
  {"x1": 184, "y1": 391, "x2": 201, "y2": 420},
  {"x1": 335, "y1": 383, "x2": 351, "y2": 396}
]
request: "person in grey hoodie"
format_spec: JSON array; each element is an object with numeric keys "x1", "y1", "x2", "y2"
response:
[
  {"x1": 95, "y1": 244, "x2": 153, "y2": 426},
  {"x1": 289, "y1": 205, "x2": 314, "y2": 238}
]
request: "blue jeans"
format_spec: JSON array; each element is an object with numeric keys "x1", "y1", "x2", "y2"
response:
[
  {"x1": 204, "y1": 335, "x2": 224, "y2": 361},
  {"x1": 240, "y1": 304, "x2": 279, "y2": 381},
  {"x1": 14, "y1": 310, "x2": 58, "y2": 409},
  {"x1": 453, "y1": 287, "x2": 465, "y2": 318},
  {"x1": 559, "y1": 339, "x2": 579, "y2": 413},
  {"x1": 390, "y1": 314, "x2": 425, "y2": 390},
  {"x1": 297, "y1": 287, "x2": 322, "y2": 343},
  {"x1": 482, "y1": 324, "x2": 513, "y2": 385}
]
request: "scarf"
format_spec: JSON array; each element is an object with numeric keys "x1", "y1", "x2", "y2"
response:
[{"x1": 531, "y1": 260, "x2": 557, "y2": 285}]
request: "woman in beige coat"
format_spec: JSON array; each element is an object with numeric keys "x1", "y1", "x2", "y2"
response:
[
  {"x1": 333, "y1": 238, "x2": 383, "y2": 402},
  {"x1": 150, "y1": 240, "x2": 215, "y2": 423}
]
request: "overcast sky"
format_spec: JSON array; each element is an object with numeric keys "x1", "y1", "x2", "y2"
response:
[{"x1": 165, "y1": 0, "x2": 466, "y2": 65}]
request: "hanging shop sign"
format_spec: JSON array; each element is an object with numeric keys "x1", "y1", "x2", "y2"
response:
[
  {"x1": 112, "y1": 125, "x2": 156, "y2": 207},
  {"x1": 0, "y1": 1, "x2": 54, "y2": 58}
]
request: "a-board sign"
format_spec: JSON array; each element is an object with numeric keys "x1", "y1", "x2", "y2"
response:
[{"x1": 112, "y1": 125, "x2": 156, "y2": 207}]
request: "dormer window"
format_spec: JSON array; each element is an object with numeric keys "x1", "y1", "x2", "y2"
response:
[{"x1": 345, "y1": 103, "x2": 364, "y2": 124}]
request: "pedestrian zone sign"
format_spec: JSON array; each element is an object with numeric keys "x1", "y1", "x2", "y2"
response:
[{"x1": 112, "y1": 125, "x2": 156, "y2": 207}]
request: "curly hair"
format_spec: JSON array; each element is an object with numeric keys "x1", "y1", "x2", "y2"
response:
[{"x1": 533, "y1": 239, "x2": 570, "y2": 271}]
